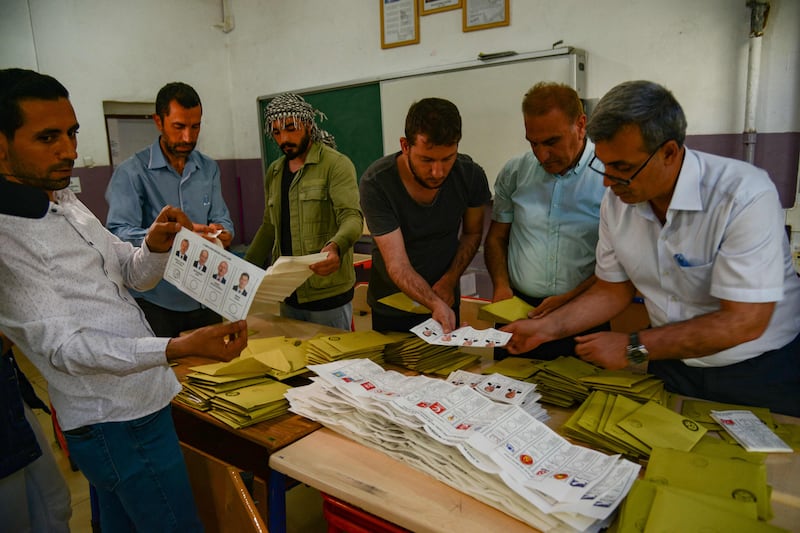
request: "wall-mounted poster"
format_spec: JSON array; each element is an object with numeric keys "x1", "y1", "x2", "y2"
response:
[
  {"x1": 381, "y1": 0, "x2": 420, "y2": 48},
  {"x1": 420, "y1": 0, "x2": 461, "y2": 16},
  {"x1": 463, "y1": 0, "x2": 509, "y2": 32}
]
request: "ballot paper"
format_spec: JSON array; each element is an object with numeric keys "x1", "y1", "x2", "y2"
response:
[
  {"x1": 164, "y1": 227, "x2": 325, "y2": 321},
  {"x1": 709, "y1": 410, "x2": 793, "y2": 453},
  {"x1": 411, "y1": 318, "x2": 512, "y2": 347},
  {"x1": 288, "y1": 358, "x2": 640, "y2": 532}
]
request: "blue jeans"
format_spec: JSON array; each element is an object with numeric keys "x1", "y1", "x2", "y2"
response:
[
  {"x1": 280, "y1": 301, "x2": 353, "y2": 331},
  {"x1": 64, "y1": 405, "x2": 202, "y2": 532}
]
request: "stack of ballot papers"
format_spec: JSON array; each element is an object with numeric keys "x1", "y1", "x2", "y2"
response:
[
  {"x1": 563, "y1": 391, "x2": 707, "y2": 459},
  {"x1": 476, "y1": 296, "x2": 536, "y2": 323},
  {"x1": 446, "y1": 369, "x2": 549, "y2": 422},
  {"x1": 287, "y1": 358, "x2": 641, "y2": 532},
  {"x1": 615, "y1": 446, "x2": 784, "y2": 531},
  {"x1": 305, "y1": 330, "x2": 395, "y2": 365},
  {"x1": 383, "y1": 333, "x2": 481, "y2": 375},
  {"x1": 252, "y1": 252, "x2": 328, "y2": 305}
]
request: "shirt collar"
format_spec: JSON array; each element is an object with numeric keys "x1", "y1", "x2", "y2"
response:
[
  {"x1": 558, "y1": 138, "x2": 595, "y2": 179},
  {"x1": 667, "y1": 147, "x2": 703, "y2": 212}
]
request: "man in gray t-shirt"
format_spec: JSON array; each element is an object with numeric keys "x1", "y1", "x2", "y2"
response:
[{"x1": 359, "y1": 98, "x2": 490, "y2": 333}]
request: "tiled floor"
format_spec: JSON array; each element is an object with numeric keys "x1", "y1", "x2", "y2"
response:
[{"x1": 14, "y1": 348, "x2": 327, "y2": 533}]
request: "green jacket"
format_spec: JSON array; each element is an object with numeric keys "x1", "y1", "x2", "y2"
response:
[{"x1": 245, "y1": 141, "x2": 363, "y2": 304}]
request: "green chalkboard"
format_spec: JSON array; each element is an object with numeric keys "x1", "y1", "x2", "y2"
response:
[{"x1": 258, "y1": 83, "x2": 383, "y2": 180}]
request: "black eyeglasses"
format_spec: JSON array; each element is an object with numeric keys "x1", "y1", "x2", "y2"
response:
[{"x1": 588, "y1": 140, "x2": 670, "y2": 186}]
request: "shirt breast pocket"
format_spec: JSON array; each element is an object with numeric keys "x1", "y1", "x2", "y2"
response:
[
  {"x1": 299, "y1": 186, "x2": 333, "y2": 246},
  {"x1": 673, "y1": 261, "x2": 715, "y2": 305}
]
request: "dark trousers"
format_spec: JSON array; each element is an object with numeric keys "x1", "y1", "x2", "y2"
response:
[
  {"x1": 648, "y1": 332, "x2": 800, "y2": 417},
  {"x1": 371, "y1": 306, "x2": 461, "y2": 334},
  {"x1": 135, "y1": 298, "x2": 222, "y2": 338},
  {"x1": 493, "y1": 290, "x2": 611, "y2": 361}
]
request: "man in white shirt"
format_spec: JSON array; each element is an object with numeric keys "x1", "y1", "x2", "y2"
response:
[
  {"x1": 0, "y1": 68, "x2": 248, "y2": 531},
  {"x1": 504, "y1": 80, "x2": 800, "y2": 416}
]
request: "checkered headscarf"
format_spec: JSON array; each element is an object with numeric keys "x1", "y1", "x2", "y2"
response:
[{"x1": 264, "y1": 92, "x2": 336, "y2": 149}]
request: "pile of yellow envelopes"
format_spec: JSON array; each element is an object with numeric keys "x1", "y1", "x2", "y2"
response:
[
  {"x1": 305, "y1": 330, "x2": 395, "y2": 365},
  {"x1": 616, "y1": 445, "x2": 782, "y2": 531},
  {"x1": 563, "y1": 391, "x2": 706, "y2": 459},
  {"x1": 484, "y1": 356, "x2": 666, "y2": 407},
  {"x1": 175, "y1": 336, "x2": 310, "y2": 428},
  {"x1": 383, "y1": 333, "x2": 481, "y2": 375}
]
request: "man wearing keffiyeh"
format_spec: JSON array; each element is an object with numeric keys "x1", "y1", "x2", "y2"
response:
[{"x1": 245, "y1": 93, "x2": 363, "y2": 330}]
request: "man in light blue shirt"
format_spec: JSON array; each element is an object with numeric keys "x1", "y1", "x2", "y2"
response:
[
  {"x1": 484, "y1": 82, "x2": 607, "y2": 359},
  {"x1": 106, "y1": 82, "x2": 234, "y2": 337}
]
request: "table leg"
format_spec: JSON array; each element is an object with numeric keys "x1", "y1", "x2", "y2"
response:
[{"x1": 268, "y1": 468, "x2": 287, "y2": 533}]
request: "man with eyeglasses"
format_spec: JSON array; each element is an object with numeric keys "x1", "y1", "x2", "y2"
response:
[
  {"x1": 504, "y1": 80, "x2": 800, "y2": 416},
  {"x1": 484, "y1": 82, "x2": 607, "y2": 359}
]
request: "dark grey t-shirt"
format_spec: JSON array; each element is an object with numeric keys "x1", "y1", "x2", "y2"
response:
[{"x1": 359, "y1": 152, "x2": 490, "y2": 316}]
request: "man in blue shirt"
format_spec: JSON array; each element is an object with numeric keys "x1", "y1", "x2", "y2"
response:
[
  {"x1": 484, "y1": 82, "x2": 608, "y2": 359},
  {"x1": 106, "y1": 82, "x2": 234, "y2": 337}
]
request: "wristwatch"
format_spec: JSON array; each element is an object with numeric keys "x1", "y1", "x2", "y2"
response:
[{"x1": 625, "y1": 332, "x2": 649, "y2": 364}]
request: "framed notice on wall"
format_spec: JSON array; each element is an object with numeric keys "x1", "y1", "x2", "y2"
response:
[
  {"x1": 381, "y1": 0, "x2": 420, "y2": 48},
  {"x1": 463, "y1": 0, "x2": 509, "y2": 32},
  {"x1": 420, "y1": 0, "x2": 461, "y2": 16}
]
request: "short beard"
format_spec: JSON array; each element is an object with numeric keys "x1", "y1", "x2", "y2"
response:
[
  {"x1": 408, "y1": 158, "x2": 444, "y2": 190},
  {"x1": 281, "y1": 131, "x2": 311, "y2": 161},
  {"x1": 3, "y1": 172, "x2": 71, "y2": 191}
]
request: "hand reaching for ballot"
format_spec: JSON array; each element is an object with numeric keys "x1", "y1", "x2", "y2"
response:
[
  {"x1": 165, "y1": 320, "x2": 248, "y2": 362},
  {"x1": 192, "y1": 222, "x2": 232, "y2": 248}
]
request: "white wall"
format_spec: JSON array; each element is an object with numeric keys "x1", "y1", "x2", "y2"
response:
[{"x1": 2, "y1": 0, "x2": 798, "y2": 166}]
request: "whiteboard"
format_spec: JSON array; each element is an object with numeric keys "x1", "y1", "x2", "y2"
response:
[{"x1": 380, "y1": 49, "x2": 586, "y2": 189}]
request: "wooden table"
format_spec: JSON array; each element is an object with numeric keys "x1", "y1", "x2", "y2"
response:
[
  {"x1": 170, "y1": 312, "x2": 342, "y2": 532},
  {"x1": 270, "y1": 402, "x2": 800, "y2": 533}
]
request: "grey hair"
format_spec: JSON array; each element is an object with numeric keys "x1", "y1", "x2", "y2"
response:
[{"x1": 586, "y1": 80, "x2": 687, "y2": 151}]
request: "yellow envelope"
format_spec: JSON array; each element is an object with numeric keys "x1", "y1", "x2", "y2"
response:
[
  {"x1": 378, "y1": 292, "x2": 430, "y2": 314},
  {"x1": 645, "y1": 447, "x2": 771, "y2": 521},
  {"x1": 476, "y1": 296, "x2": 535, "y2": 323},
  {"x1": 691, "y1": 434, "x2": 766, "y2": 465},
  {"x1": 600, "y1": 394, "x2": 651, "y2": 457},
  {"x1": 616, "y1": 479, "x2": 760, "y2": 533},
  {"x1": 481, "y1": 357, "x2": 541, "y2": 379},
  {"x1": 212, "y1": 379, "x2": 291, "y2": 411},
  {"x1": 579, "y1": 369, "x2": 654, "y2": 389},
  {"x1": 308, "y1": 330, "x2": 394, "y2": 356},
  {"x1": 773, "y1": 423, "x2": 800, "y2": 452},
  {"x1": 617, "y1": 400, "x2": 707, "y2": 452},
  {"x1": 644, "y1": 484, "x2": 782, "y2": 532}
]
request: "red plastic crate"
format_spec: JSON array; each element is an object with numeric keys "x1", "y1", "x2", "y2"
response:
[{"x1": 321, "y1": 493, "x2": 409, "y2": 533}]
